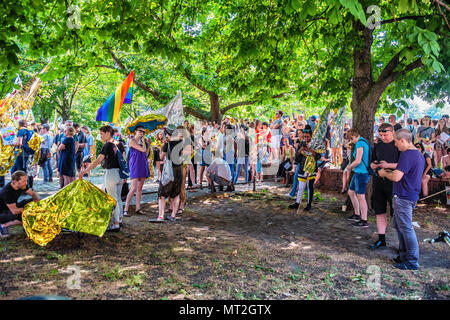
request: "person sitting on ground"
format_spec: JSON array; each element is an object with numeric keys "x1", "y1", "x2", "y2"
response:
[
  {"x1": 314, "y1": 139, "x2": 331, "y2": 187},
  {"x1": 206, "y1": 155, "x2": 233, "y2": 193},
  {"x1": 0, "y1": 170, "x2": 40, "y2": 238}
]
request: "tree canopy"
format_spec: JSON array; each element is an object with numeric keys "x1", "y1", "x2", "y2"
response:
[{"x1": 0, "y1": 0, "x2": 448, "y2": 132}]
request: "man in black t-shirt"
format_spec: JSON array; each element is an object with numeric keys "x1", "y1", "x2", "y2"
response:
[
  {"x1": 0, "y1": 171, "x2": 40, "y2": 238},
  {"x1": 369, "y1": 123, "x2": 400, "y2": 249}
]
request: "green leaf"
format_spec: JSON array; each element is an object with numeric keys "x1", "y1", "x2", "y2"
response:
[
  {"x1": 423, "y1": 31, "x2": 437, "y2": 42},
  {"x1": 339, "y1": 0, "x2": 367, "y2": 25},
  {"x1": 417, "y1": 32, "x2": 427, "y2": 46},
  {"x1": 431, "y1": 59, "x2": 443, "y2": 72},
  {"x1": 291, "y1": 0, "x2": 301, "y2": 11},
  {"x1": 423, "y1": 42, "x2": 431, "y2": 55},
  {"x1": 429, "y1": 41, "x2": 440, "y2": 57},
  {"x1": 399, "y1": 0, "x2": 409, "y2": 13}
]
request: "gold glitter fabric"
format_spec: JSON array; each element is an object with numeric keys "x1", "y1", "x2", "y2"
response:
[{"x1": 22, "y1": 179, "x2": 117, "y2": 246}]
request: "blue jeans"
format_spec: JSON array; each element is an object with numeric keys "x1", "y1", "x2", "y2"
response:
[
  {"x1": 224, "y1": 154, "x2": 236, "y2": 183},
  {"x1": 42, "y1": 158, "x2": 53, "y2": 182},
  {"x1": 289, "y1": 165, "x2": 301, "y2": 197},
  {"x1": 392, "y1": 196, "x2": 419, "y2": 268},
  {"x1": 11, "y1": 151, "x2": 30, "y2": 173},
  {"x1": 234, "y1": 157, "x2": 249, "y2": 184}
]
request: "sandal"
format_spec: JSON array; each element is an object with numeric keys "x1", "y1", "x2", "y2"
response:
[
  {"x1": 177, "y1": 208, "x2": 184, "y2": 215},
  {"x1": 135, "y1": 209, "x2": 145, "y2": 215},
  {"x1": 148, "y1": 217, "x2": 165, "y2": 223},
  {"x1": 123, "y1": 211, "x2": 130, "y2": 217}
]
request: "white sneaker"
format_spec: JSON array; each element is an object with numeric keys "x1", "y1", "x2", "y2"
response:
[{"x1": 285, "y1": 193, "x2": 294, "y2": 198}]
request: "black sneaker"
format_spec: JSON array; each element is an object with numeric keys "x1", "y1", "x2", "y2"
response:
[
  {"x1": 289, "y1": 202, "x2": 299, "y2": 209},
  {"x1": 303, "y1": 205, "x2": 311, "y2": 211},
  {"x1": 352, "y1": 220, "x2": 369, "y2": 228},
  {"x1": 0, "y1": 225, "x2": 10, "y2": 238},
  {"x1": 369, "y1": 240, "x2": 386, "y2": 249},
  {"x1": 106, "y1": 225, "x2": 120, "y2": 233},
  {"x1": 392, "y1": 256, "x2": 403, "y2": 264},
  {"x1": 346, "y1": 214, "x2": 361, "y2": 222},
  {"x1": 393, "y1": 262, "x2": 419, "y2": 270}
]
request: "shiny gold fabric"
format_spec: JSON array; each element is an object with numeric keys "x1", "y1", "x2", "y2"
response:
[
  {"x1": 0, "y1": 136, "x2": 22, "y2": 175},
  {"x1": 28, "y1": 133, "x2": 44, "y2": 166},
  {"x1": 125, "y1": 114, "x2": 167, "y2": 136},
  {"x1": 22, "y1": 179, "x2": 117, "y2": 246}
]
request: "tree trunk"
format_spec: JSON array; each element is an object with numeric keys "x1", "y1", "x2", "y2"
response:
[{"x1": 210, "y1": 92, "x2": 221, "y2": 122}]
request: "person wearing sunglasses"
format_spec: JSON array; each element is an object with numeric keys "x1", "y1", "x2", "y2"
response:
[
  {"x1": 123, "y1": 126, "x2": 150, "y2": 216},
  {"x1": 369, "y1": 123, "x2": 400, "y2": 249}
]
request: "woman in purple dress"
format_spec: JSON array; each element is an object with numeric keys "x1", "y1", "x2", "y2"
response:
[{"x1": 124, "y1": 126, "x2": 150, "y2": 215}]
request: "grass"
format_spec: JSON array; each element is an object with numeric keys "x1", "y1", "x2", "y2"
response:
[
  {"x1": 125, "y1": 274, "x2": 144, "y2": 291},
  {"x1": 101, "y1": 264, "x2": 123, "y2": 281}
]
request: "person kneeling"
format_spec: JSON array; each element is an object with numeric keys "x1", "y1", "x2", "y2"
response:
[
  {"x1": 0, "y1": 171, "x2": 40, "y2": 238},
  {"x1": 206, "y1": 156, "x2": 233, "y2": 193}
]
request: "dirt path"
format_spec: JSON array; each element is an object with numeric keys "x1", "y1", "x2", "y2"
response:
[{"x1": 0, "y1": 186, "x2": 448, "y2": 300}]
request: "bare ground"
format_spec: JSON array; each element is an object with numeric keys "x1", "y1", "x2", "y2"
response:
[{"x1": 0, "y1": 186, "x2": 449, "y2": 300}]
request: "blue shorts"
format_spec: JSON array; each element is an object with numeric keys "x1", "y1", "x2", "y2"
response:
[{"x1": 349, "y1": 172, "x2": 370, "y2": 194}]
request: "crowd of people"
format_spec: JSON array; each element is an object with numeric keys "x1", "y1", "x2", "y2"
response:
[{"x1": 0, "y1": 110, "x2": 449, "y2": 271}]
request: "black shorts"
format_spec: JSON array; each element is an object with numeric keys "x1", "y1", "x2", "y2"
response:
[
  {"x1": 0, "y1": 210, "x2": 22, "y2": 224},
  {"x1": 371, "y1": 177, "x2": 394, "y2": 216}
]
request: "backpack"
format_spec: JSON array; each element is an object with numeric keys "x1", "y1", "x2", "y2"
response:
[
  {"x1": 160, "y1": 142, "x2": 174, "y2": 186},
  {"x1": 23, "y1": 129, "x2": 36, "y2": 154},
  {"x1": 113, "y1": 144, "x2": 130, "y2": 179}
]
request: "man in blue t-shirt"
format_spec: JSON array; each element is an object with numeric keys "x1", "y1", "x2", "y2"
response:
[
  {"x1": 378, "y1": 129, "x2": 425, "y2": 271},
  {"x1": 345, "y1": 129, "x2": 371, "y2": 228}
]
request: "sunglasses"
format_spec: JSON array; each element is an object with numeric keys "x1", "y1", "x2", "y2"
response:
[
  {"x1": 378, "y1": 129, "x2": 393, "y2": 133},
  {"x1": 137, "y1": 130, "x2": 145, "y2": 133}
]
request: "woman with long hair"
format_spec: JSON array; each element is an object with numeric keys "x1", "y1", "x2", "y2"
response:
[
  {"x1": 198, "y1": 127, "x2": 211, "y2": 187},
  {"x1": 123, "y1": 126, "x2": 150, "y2": 216},
  {"x1": 153, "y1": 130, "x2": 165, "y2": 182},
  {"x1": 58, "y1": 126, "x2": 76, "y2": 188},
  {"x1": 415, "y1": 142, "x2": 433, "y2": 197},
  {"x1": 434, "y1": 118, "x2": 449, "y2": 167}
]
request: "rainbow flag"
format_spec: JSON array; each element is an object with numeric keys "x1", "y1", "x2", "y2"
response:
[{"x1": 96, "y1": 70, "x2": 134, "y2": 123}]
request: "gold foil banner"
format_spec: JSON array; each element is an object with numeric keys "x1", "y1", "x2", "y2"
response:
[
  {"x1": 29, "y1": 133, "x2": 44, "y2": 166},
  {"x1": 0, "y1": 135, "x2": 22, "y2": 175},
  {"x1": 22, "y1": 179, "x2": 117, "y2": 246}
]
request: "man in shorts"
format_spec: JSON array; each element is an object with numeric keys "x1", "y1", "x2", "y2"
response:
[{"x1": 369, "y1": 123, "x2": 400, "y2": 249}]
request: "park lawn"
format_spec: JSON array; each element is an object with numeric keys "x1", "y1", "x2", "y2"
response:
[{"x1": 0, "y1": 188, "x2": 449, "y2": 300}]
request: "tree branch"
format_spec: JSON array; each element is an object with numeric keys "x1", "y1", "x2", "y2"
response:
[
  {"x1": 106, "y1": 49, "x2": 162, "y2": 100},
  {"x1": 377, "y1": 51, "x2": 402, "y2": 82},
  {"x1": 220, "y1": 91, "x2": 293, "y2": 114},
  {"x1": 381, "y1": 15, "x2": 433, "y2": 25},
  {"x1": 183, "y1": 106, "x2": 210, "y2": 120},
  {"x1": 183, "y1": 66, "x2": 212, "y2": 94},
  {"x1": 434, "y1": 0, "x2": 450, "y2": 11}
]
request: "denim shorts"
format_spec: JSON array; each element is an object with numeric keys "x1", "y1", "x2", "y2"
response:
[{"x1": 349, "y1": 172, "x2": 370, "y2": 194}]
